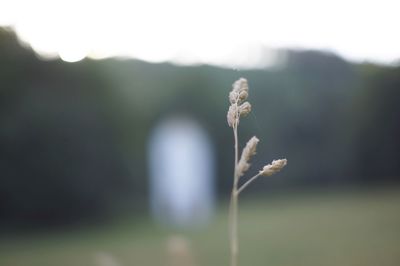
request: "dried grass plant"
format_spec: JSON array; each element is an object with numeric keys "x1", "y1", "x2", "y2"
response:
[{"x1": 227, "y1": 78, "x2": 287, "y2": 266}]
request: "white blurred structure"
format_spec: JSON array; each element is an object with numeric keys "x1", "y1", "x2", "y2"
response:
[{"x1": 148, "y1": 116, "x2": 215, "y2": 227}]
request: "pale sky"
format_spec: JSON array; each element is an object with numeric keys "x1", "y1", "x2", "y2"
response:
[{"x1": 1, "y1": 0, "x2": 399, "y2": 67}]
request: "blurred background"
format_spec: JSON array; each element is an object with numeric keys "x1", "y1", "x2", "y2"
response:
[{"x1": 1, "y1": 1, "x2": 400, "y2": 266}]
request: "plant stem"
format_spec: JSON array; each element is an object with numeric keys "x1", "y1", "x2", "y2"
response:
[
  {"x1": 230, "y1": 122, "x2": 239, "y2": 266},
  {"x1": 237, "y1": 173, "x2": 261, "y2": 194}
]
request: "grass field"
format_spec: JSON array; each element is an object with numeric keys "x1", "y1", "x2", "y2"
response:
[{"x1": 1, "y1": 188, "x2": 400, "y2": 266}]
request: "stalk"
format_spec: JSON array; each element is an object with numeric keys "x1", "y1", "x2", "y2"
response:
[
  {"x1": 226, "y1": 78, "x2": 287, "y2": 266},
  {"x1": 230, "y1": 123, "x2": 239, "y2": 266}
]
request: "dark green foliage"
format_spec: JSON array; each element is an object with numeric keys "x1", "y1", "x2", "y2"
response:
[{"x1": 0, "y1": 28, "x2": 399, "y2": 226}]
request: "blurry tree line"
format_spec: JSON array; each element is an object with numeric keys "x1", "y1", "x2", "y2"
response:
[{"x1": 0, "y1": 28, "x2": 399, "y2": 228}]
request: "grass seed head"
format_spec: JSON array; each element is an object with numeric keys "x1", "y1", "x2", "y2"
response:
[
  {"x1": 237, "y1": 136, "x2": 259, "y2": 177},
  {"x1": 227, "y1": 78, "x2": 250, "y2": 127},
  {"x1": 259, "y1": 159, "x2": 287, "y2": 176},
  {"x1": 238, "y1": 102, "x2": 251, "y2": 117},
  {"x1": 227, "y1": 104, "x2": 238, "y2": 128}
]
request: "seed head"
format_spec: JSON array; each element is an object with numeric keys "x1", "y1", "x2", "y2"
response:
[
  {"x1": 227, "y1": 78, "x2": 250, "y2": 127},
  {"x1": 230, "y1": 78, "x2": 249, "y2": 104},
  {"x1": 259, "y1": 159, "x2": 287, "y2": 176},
  {"x1": 238, "y1": 90, "x2": 248, "y2": 102},
  {"x1": 229, "y1": 91, "x2": 238, "y2": 104},
  {"x1": 227, "y1": 104, "x2": 238, "y2": 128},
  {"x1": 239, "y1": 102, "x2": 251, "y2": 117},
  {"x1": 233, "y1": 78, "x2": 248, "y2": 93},
  {"x1": 237, "y1": 136, "x2": 259, "y2": 177}
]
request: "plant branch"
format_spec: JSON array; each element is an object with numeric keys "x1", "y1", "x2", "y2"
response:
[{"x1": 237, "y1": 173, "x2": 261, "y2": 195}]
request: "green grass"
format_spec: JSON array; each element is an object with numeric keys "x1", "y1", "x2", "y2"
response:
[{"x1": 1, "y1": 188, "x2": 400, "y2": 266}]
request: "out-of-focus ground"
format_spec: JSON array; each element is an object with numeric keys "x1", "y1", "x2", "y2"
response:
[{"x1": 1, "y1": 188, "x2": 399, "y2": 266}]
